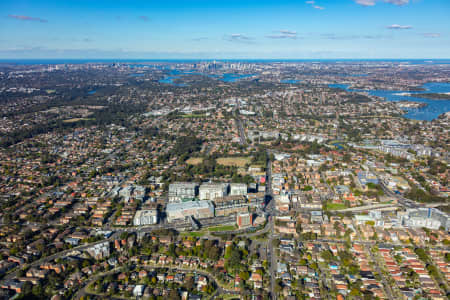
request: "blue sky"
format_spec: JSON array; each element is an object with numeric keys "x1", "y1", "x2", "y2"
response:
[{"x1": 0, "y1": 0, "x2": 449, "y2": 59}]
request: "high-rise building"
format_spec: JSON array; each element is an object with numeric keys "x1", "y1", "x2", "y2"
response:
[{"x1": 237, "y1": 212, "x2": 253, "y2": 228}]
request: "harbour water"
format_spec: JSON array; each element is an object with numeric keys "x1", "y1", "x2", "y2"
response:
[
  {"x1": 329, "y1": 82, "x2": 450, "y2": 121},
  {"x1": 280, "y1": 79, "x2": 302, "y2": 84},
  {"x1": 158, "y1": 70, "x2": 256, "y2": 85}
]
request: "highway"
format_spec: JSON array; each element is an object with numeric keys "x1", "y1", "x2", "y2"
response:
[{"x1": 234, "y1": 100, "x2": 247, "y2": 145}]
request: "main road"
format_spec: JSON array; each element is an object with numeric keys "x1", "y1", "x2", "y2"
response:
[
  {"x1": 234, "y1": 100, "x2": 247, "y2": 145},
  {"x1": 353, "y1": 219, "x2": 395, "y2": 300},
  {"x1": 263, "y1": 154, "x2": 278, "y2": 299},
  {"x1": 0, "y1": 215, "x2": 236, "y2": 285}
]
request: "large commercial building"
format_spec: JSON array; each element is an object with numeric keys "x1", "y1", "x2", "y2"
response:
[
  {"x1": 401, "y1": 208, "x2": 449, "y2": 230},
  {"x1": 166, "y1": 200, "x2": 214, "y2": 222},
  {"x1": 247, "y1": 192, "x2": 265, "y2": 209},
  {"x1": 168, "y1": 182, "x2": 198, "y2": 202},
  {"x1": 230, "y1": 183, "x2": 248, "y2": 196},
  {"x1": 133, "y1": 209, "x2": 158, "y2": 226},
  {"x1": 199, "y1": 183, "x2": 228, "y2": 201},
  {"x1": 213, "y1": 195, "x2": 249, "y2": 216}
]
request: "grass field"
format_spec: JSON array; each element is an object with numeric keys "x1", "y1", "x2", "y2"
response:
[
  {"x1": 216, "y1": 157, "x2": 251, "y2": 167},
  {"x1": 207, "y1": 225, "x2": 237, "y2": 232},
  {"x1": 63, "y1": 118, "x2": 93, "y2": 123},
  {"x1": 186, "y1": 157, "x2": 204, "y2": 165},
  {"x1": 326, "y1": 203, "x2": 347, "y2": 210},
  {"x1": 181, "y1": 113, "x2": 208, "y2": 118},
  {"x1": 180, "y1": 231, "x2": 205, "y2": 237}
]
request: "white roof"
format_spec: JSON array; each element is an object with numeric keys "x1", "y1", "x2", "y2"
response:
[{"x1": 166, "y1": 200, "x2": 213, "y2": 212}]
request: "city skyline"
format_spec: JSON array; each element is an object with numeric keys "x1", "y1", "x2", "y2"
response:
[{"x1": 1, "y1": 0, "x2": 450, "y2": 59}]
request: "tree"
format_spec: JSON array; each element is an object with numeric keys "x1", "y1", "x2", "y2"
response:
[
  {"x1": 321, "y1": 250, "x2": 333, "y2": 262},
  {"x1": 184, "y1": 276, "x2": 195, "y2": 291},
  {"x1": 239, "y1": 271, "x2": 250, "y2": 281},
  {"x1": 168, "y1": 289, "x2": 181, "y2": 300},
  {"x1": 274, "y1": 279, "x2": 283, "y2": 293},
  {"x1": 32, "y1": 283, "x2": 44, "y2": 297}
]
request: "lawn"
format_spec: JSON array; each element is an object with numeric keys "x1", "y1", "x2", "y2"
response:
[
  {"x1": 181, "y1": 113, "x2": 208, "y2": 118},
  {"x1": 208, "y1": 225, "x2": 237, "y2": 232},
  {"x1": 186, "y1": 157, "x2": 204, "y2": 165},
  {"x1": 180, "y1": 231, "x2": 205, "y2": 237},
  {"x1": 326, "y1": 203, "x2": 347, "y2": 210},
  {"x1": 222, "y1": 295, "x2": 240, "y2": 300},
  {"x1": 216, "y1": 157, "x2": 251, "y2": 167},
  {"x1": 62, "y1": 118, "x2": 93, "y2": 123}
]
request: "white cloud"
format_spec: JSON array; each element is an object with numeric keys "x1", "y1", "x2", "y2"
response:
[
  {"x1": 386, "y1": 24, "x2": 413, "y2": 29},
  {"x1": 8, "y1": 14, "x2": 48, "y2": 23},
  {"x1": 266, "y1": 30, "x2": 298, "y2": 39},
  {"x1": 423, "y1": 33, "x2": 441, "y2": 38},
  {"x1": 384, "y1": 0, "x2": 409, "y2": 5},
  {"x1": 224, "y1": 34, "x2": 253, "y2": 43},
  {"x1": 354, "y1": 0, "x2": 410, "y2": 6},
  {"x1": 280, "y1": 30, "x2": 297, "y2": 35},
  {"x1": 354, "y1": 0, "x2": 376, "y2": 6},
  {"x1": 306, "y1": 1, "x2": 325, "y2": 10}
]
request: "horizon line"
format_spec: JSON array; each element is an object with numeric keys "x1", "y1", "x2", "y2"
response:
[{"x1": 1, "y1": 58, "x2": 450, "y2": 62}]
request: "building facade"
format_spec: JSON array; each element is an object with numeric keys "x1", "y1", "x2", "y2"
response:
[
  {"x1": 168, "y1": 182, "x2": 198, "y2": 202},
  {"x1": 133, "y1": 209, "x2": 158, "y2": 226},
  {"x1": 230, "y1": 183, "x2": 248, "y2": 196},
  {"x1": 237, "y1": 212, "x2": 253, "y2": 228},
  {"x1": 213, "y1": 195, "x2": 249, "y2": 216},
  {"x1": 199, "y1": 183, "x2": 228, "y2": 201},
  {"x1": 166, "y1": 200, "x2": 214, "y2": 222}
]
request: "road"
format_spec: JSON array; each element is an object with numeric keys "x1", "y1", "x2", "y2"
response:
[
  {"x1": 353, "y1": 219, "x2": 395, "y2": 300},
  {"x1": 375, "y1": 172, "x2": 421, "y2": 209},
  {"x1": 234, "y1": 100, "x2": 247, "y2": 145},
  {"x1": 335, "y1": 203, "x2": 400, "y2": 213},
  {"x1": 0, "y1": 215, "x2": 236, "y2": 285},
  {"x1": 268, "y1": 217, "x2": 276, "y2": 300},
  {"x1": 2, "y1": 238, "x2": 115, "y2": 282},
  {"x1": 318, "y1": 263, "x2": 331, "y2": 300},
  {"x1": 307, "y1": 238, "x2": 450, "y2": 252},
  {"x1": 263, "y1": 155, "x2": 278, "y2": 299}
]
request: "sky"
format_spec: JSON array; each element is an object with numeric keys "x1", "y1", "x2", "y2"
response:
[{"x1": 0, "y1": 0, "x2": 449, "y2": 59}]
